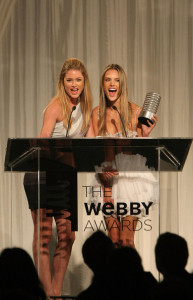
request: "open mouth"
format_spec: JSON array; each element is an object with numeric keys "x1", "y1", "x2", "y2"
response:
[
  {"x1": 108, "y1": 88, "x2": 117, "y2": 97},
  {"x1": 71, "y1": 88, "x2": 78, "y2": 95}
]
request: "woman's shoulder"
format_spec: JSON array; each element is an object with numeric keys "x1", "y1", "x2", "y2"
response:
[
  {"x1": 47, "y1": 96, "x2": 61, "y2": 108},
  {"x1": 92, "y1": 105, "x2": 99, "y2": 112},
  {"x1": 129, "y1": 101, "x2": 142, "y2": 116},
  {"x1": 43, "y1": 97, "x2": 62, "y2": 120},
  {"x1": 92, "y1": 106, "x2": 100, "y2": 117},
  {"x1": 129, "y1": 101, "x2": 142, "y2": 111},
  {"x1": 45, "y1": 97, "x2": 61, "y2": 112}
]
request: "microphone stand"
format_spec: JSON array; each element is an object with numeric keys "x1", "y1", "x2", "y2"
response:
[
  {"x1": 112, "y1": 105, "x2": 127, "y2": 137},
  {"x1": 66, "y1": 106, "x2": 76, "y2": 137}
]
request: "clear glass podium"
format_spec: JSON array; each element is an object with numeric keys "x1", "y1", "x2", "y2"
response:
[{"x1": 4, "y1": 137, "x2": 192, "y2": 286}]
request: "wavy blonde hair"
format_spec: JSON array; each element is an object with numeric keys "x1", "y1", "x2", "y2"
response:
[
  {"x1": 48, "y1": 58, "x2": 92, "y2": 132},
  {"x1": 98, "y1": 64, "x2": 132, "y2": 136}
]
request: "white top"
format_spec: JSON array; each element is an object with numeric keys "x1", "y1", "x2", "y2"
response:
[{"x1": 51, "y1": 103, "x2": 88, "y2": 138}]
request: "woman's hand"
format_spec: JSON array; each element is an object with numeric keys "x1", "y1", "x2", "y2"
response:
[
  {"x1": 141, "y1": 114, "x2": 158, "y2": 137},
  {"x1": 98, "y1": 166, "x2": 119, "y2": 185},
  {"x1": 98, "y1": 166, "x2": 118, "y2": 205}
]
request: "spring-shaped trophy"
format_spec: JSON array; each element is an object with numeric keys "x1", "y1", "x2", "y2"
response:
[{"x1": 138, "y1": 92, "x2": 161, "y2": 126}]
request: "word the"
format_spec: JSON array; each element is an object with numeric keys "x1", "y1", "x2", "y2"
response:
[{"x1": 83, "y1": 185, "x2": 112, "y2": 197}]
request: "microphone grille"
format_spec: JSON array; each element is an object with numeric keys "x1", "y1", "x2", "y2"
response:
[
  {"x1": 112, "y1": 105, "x2": 117, "y2": 111},
  {"x1": 72, "y1": 106, "x2": 76, "y2": 111}
]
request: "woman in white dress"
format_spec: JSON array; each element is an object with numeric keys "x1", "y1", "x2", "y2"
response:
[
  {"x1": 91, "y1": 64, "x2": 158, "y2": 248},
  {"x1": 24, "y1": 58, "x2": 94, "y2": 297}
]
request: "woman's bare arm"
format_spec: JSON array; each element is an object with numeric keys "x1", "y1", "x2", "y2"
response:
[{"x1": 38, "y1": 100, "x2": 61, "y2": 138}]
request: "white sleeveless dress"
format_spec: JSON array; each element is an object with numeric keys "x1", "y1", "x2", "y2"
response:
[
  {"x1": 24, "y1": 102, "x2": 87, "y2": 209},
  {"x1": 88, "y1": 107, "x2": 158, "y2": 218}
]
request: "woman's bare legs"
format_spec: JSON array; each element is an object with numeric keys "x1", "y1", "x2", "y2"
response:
[
  {"x1": 31, "y1": 208, "x2": 54, "y2": 296},
  {"x1": 105, "y1": 216, "x2": 120, "y2": 246},
  {"x1": 31, "y1": 209, "x2": 75, "y2": 297},
  {"x1": 105, "y1": 215, "x2": 138, "y2": 248},
  {"x1": 119, "y1": 215, "x2": 138, "y2": 248},
  {"x1": 52, "y1": 210, "x2": 75, "y2": 296}
]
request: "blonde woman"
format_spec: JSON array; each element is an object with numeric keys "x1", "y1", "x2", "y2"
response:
[
  {"x1": 24, "y1": 58, "x2": 94, "y2": 297},
  {"x1": 91, "y1": 64, "x2": 158, "y2": 248}
]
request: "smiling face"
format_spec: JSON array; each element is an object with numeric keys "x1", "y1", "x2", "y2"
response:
[
  {"x1": 64, "y1": 69, "x2": 84, "y2": 101},
  {"x1": 103, "y1": 69, "x2": 120, "y2": 102}
]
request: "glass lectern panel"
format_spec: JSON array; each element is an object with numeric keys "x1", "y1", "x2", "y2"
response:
[{"x1": 4, "y1": 137, "x2": 192, "y2": 290}]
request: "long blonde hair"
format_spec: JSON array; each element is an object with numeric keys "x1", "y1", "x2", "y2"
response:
[
  {"x1": 98, "y1": 64, "x2": 132, "y2": 136},
  {"x1": 50, "y1": 58, "x2": 92, "y2": 132}
]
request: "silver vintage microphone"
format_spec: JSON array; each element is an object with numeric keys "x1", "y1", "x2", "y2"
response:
[{"x1": 138, "y1": 92, "x2": 161, "y2": 126}]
